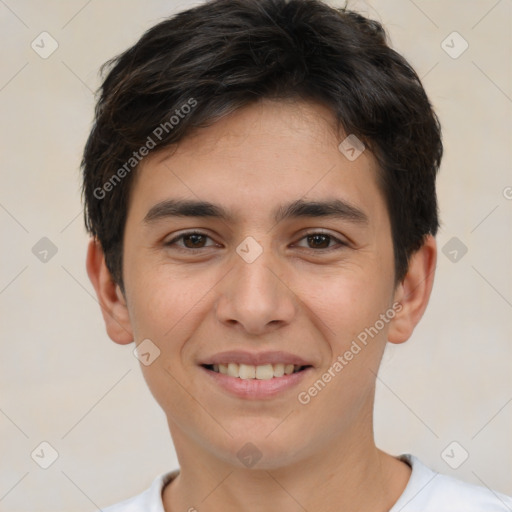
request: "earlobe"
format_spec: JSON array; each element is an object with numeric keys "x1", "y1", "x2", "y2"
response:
[
  {"x1": 387, "y1": 235, "x2": 437, "y2": 345},
  {"x1": 86, "y1": 238, "x2": 134, "y2": 345}
]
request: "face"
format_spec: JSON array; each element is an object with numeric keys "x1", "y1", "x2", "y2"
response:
[{"x1": 112, "y1": 99, "x2": 404, "y2": 468}]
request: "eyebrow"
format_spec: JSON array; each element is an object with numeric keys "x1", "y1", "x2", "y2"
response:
[{"x1": 143, "y1": 198, "x2": 369, "y2": 225}]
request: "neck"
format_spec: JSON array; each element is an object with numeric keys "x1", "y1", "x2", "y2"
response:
[{"x1": 162, "y1": 410, "x2": 411, "y2": 512}]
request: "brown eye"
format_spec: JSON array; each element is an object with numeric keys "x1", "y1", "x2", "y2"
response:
[
  {"x1": 182, "y1": 233, "x2": 208, "y2": 248},
  {"x1": 165, "y1": 231, "x2": 217, "y2": 251},
  {"x1": 306, "y1": 233, "x2": 331, "y2": 249},
  {"x1": 294, "y1": 231, "x2": 347, "y2": 251}
]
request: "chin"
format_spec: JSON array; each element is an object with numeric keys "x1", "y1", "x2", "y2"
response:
[{"x1": 211, "y1": 422, "x2": 306, "y2": 470}]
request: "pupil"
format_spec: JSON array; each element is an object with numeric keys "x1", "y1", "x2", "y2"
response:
[
  {"x1": 184, "y1": 234, "x2": 205, "y2": 248},
  {"x1": 309, "y1": 234, "x2": 329, "y2": 249}
]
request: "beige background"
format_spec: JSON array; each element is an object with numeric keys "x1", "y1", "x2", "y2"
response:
[{"x1": 0, "y1": 0, "x2": 511, "y2": 510}]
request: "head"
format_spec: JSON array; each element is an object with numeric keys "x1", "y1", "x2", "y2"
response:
[{"x1": 84, "y1": 0, "x2": 441, "y2": 470}]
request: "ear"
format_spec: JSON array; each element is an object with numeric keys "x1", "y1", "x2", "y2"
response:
[
  {"x1": 387, "y1": 235, "x2": 437, "y2": 344},
  {"x1": 86, "y1": 238, "x2": 134, "y2": 345}
]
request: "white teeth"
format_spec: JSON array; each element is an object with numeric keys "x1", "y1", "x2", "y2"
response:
[
  {"x1": 227, "y1": 363, "x2": 239, "y2": 378},
  {"x1": 239, "y1": 363, "x2": 256, "y2": 379},
  {"x1": 273, "y1": 363, "x2": 285, "y2": 377},
  {"x1": 255, "y1": 364, "x2": 274, "y2": 380},
  {"x1": 209, "y1": 363, "x2": 305, "y2": 379}
]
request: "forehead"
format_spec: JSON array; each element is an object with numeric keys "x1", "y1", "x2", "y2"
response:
[{"x1": 128, "y1": 99, "x2": 387, "y2": 227}]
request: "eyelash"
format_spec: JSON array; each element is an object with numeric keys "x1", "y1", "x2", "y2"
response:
[{"x1": 164, "y1": 230, "x2": 348, "y2": 253}]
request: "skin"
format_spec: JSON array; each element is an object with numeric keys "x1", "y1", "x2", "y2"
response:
[{"x1": 87, "y1": 98, "x2": 436, "y2": 511}]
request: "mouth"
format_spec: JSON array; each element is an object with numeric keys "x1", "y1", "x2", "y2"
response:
[
  {"x1": 201, "y1": 363, "x2": 311, "y2": 380},
  {"x1": 199, "y1": 350, "x2": 315, "y2": 398}
]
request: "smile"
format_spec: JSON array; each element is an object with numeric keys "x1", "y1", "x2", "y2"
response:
[{"x1": 203, "y1": 363, "x2": 309, "y2": 379}]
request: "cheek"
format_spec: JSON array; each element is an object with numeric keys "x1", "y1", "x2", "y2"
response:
[
  {"x1": 295, "y1": 272, "x2": 393, "y2": 428},
  {"x1": 126, "y1": 273, "x2": 207, "y2": 420},
  {"x1": 302, "y1": 266, "x2": 392, "y2": 347},
  {"x1": 125, "y1": 260, "x2": 206, "y2": 340}
]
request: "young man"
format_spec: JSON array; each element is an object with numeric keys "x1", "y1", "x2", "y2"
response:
[{"x1": 82, "y1": 0, "x2": 512, "y2": 510}]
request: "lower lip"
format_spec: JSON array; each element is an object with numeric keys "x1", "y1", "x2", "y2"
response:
[{"x1": 201, "y1": 366, "x2": 312, "y2": 399}]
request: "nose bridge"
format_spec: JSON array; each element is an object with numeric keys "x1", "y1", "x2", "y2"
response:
[
  {"x1": 236, "y1": 240, "x2": 277, "y2": 294},
  {"x1": 214, "y1": 235, "x2": 296, "y2": 333}
]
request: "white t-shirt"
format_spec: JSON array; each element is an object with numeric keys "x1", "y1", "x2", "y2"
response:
[{"x1": 102, "y1": 454, "x2": 512, "y2": 511}]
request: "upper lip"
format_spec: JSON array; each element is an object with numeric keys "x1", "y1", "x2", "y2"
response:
[{"x1": 200, "y1": 350, "x2": 314, "y2": 367}]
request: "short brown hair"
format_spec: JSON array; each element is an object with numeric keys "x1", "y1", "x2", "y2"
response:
[{"x1": 81, "y1": 0, "x2": 443, "y2": 288}]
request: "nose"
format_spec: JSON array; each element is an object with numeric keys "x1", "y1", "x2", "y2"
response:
[{"x1": 214, "y1": 241, "x2": 297, "y2": 336}]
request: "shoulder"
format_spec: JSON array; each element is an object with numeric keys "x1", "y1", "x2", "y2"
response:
[
  {"x1": 391, "y1": 454, "x2": 512, "y2": 512},
  {"x1": 101, "y1": 470, "x2": 179, "y2": 512}
]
